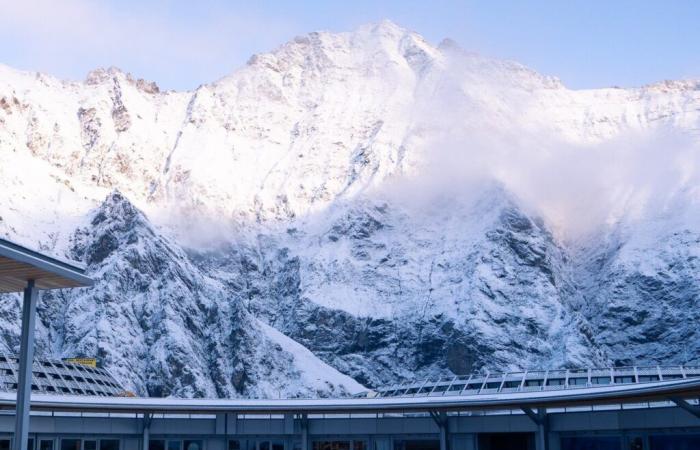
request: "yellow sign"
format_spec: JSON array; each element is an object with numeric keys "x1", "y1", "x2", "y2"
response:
[{"x1": 63, "y1": 358, "x2": 97, "y2": 368}]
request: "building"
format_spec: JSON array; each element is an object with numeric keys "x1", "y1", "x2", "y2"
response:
[{"x1": 1, "y1": 239, "x2": 700, "y2": 450}]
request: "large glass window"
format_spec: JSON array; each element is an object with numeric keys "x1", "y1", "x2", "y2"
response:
[
  {"x1": 228, "y1": 442, "x2": 241, "y2": 450},
  {"x1": 271, "y1": 441, "x2": 284, "y2": 450},
  {"x1": 650, "y1": 434, "x2": 700, "y2": 449},
  {"x1": 40, "y1": 441, "x2": 54, "y2": 450},
  {"x1": 393, "y1": 441, "x2": 440, "y2": 450},
  {"x1": 0, "y1": 440, "x2": 9, "y2": 450},
  {"x1": 313, "y1": 442, "x2": 350, "y2": 450},
  {"x1": 183, "y1": 441, "x2": 202, "y2": 450},
  {"x1": 99, "y1": 440, "x2": 119, "y2": 450},
  {"x1": 150, "y1": 442, "x2": 165, "y2": 450},
  {"x1": 84, "y1": 441, "x2": 97, "y2": 450},
  {"x1": 561, "y1": 437, "x2": 621, "y2": 450},
  {"x1": 61, "y1": 440, "x2": 81, "y2": 450},
  {"x1": 168, "y1": 442, "x2": 182, "y2": 450}
]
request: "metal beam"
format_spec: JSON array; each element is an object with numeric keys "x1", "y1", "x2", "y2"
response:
[
  {"x1": 300, "y1": 414, "x2": 309, "y2": 450},
  {"x1": 142, "y1": 413, "x2": 152, "y2": 450},
  {"x1": 521, "y1": 407, "x2": 548, "y2": 450},
  {"x1": 13, "y1": 280, "x2": 38, "y2": 450},
  {"x1": 429, "y1": 411, "x2": 448, "y2": 450},
  {"x1": 669, "y1": 397, "x2": 700, "y2": 419}
]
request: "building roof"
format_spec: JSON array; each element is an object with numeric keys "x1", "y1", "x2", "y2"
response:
[
  {"x1": 368, "y1": 365, "x2": 700, "y2": 398},
  {"x1": 0, "y1": 237, "x2": 93, "y2": 293},
  {"x1": 0, "y1": 354, "x2": 124, "y2": 397},
  {"x1": 0, "y1": 377, "x2": 698, "y2": 414}
]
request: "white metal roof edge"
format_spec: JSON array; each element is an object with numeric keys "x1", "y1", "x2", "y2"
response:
[{"x1": 1, "y1": 378, "x2": 698, "y2": 413}]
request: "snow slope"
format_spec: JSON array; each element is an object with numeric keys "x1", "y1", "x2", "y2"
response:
[{"x1": 1, "y1": 20, "x2": 699, "y2": 395}]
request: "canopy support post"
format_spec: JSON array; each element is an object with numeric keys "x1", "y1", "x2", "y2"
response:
[
  {"x1": 13, "y1": 280, "x2": 38, "y2": 450},
  {"x1": 143, "y1": 412, "x2": 152, "y2": 450},
  {"x1": 521, "y1": 407, "x2": 549, "y2": 450}
]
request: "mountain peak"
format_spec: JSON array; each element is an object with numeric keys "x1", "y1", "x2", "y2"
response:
[{"x1": 85, "y1": 67, "x2": 160, "y2": 93}]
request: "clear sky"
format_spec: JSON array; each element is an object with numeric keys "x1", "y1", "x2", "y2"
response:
[{"x1": 1, "y1": 0, "x2": 699, "y2": 91}]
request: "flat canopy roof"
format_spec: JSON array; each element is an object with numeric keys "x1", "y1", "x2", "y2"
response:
[{"x1": 0, "y1": 238, "x2": 93, "y2": 293}]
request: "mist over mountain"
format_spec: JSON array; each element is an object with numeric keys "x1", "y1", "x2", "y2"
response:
[{"x1": 0, "y1": 21, "x2": 699, "y2": 396}]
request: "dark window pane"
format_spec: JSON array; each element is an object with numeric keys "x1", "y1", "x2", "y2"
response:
[
  {"x1": 28, "y1": 440, "x2": 34, "y2": 450},
  {"x1": 183, "y1": 441, "x2": 202, "y2": 450},
  {"x1": 354, "y1": 442, "x2": 366, "y2": 450},
  {"x1": 150, "y1": 441, "x2": 166, "y2": 450},
  {"x1": 229, "y1": 442, "x2": 241, "y2": 450},
  {"x1": 561, "y1": 437, "x2": 621, "y2": 450},
  {"x1": 40, "y1": 441, "x2": 54, "y2": 450},
  {"x1": 260, "y1": 443, "x2": 270, "y2": 450},
  {"x1": 168, "y1": 442, "x2": 182, "y2": 450},
  {"x1": 61, "y1": 440, "x2": 81, "y2": 450},
  {"x1": 99, "y1": 440, "x2": 119, "y2": 450},
  {"x1": 84, "y1": 441, "x2": 97, "y2": 450},
  {"x1": 271, "y1": 441, "x2": 284, "y2": 450},
  {"x1": 0, "y1": 440, "x2": 9, "y2": 450},
  {"x1": 650, "y1": 434, "x2": 700, "y2": 450}
]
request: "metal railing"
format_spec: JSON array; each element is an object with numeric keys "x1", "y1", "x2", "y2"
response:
[{"x1": 367, "y1": 365, "x2": 700, "y2": 398}]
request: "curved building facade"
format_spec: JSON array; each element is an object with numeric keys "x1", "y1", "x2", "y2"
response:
[{"x1": 0, "y1": 373, "x2": 698, "y2": 450}]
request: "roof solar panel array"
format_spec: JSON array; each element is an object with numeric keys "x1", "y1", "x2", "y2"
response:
[
  {"x1": 366, "y1": 366, "x2": 700, "y2": 398},
  {"x1": 0, "y1": 354, "x2": 124, "y2": 397}
]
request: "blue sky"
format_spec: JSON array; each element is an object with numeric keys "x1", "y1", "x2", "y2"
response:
[{"x1": 1, "y1": 0, "x2": 698, "y2": 91}]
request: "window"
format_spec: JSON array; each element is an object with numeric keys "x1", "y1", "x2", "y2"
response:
[
  {"x1": 183, "y1": 441, "x2": 202, "y2": 450},
  {"x1": 168, "y1": 442, "x2": 182, "y2": 450},
  {"x1": 100, "y1": 440, "x2": 119, "y2": 450},
  {"x1": 638, "y1": 375, "x2": 659, "y2": 382},
  {"x1": 650, "y1": 434, "x2": 700, "y2": 449},
  {"x1": 84, "y1": 440, "x2": 97, "y2": 450},
  {"x1": 614, "y1": 376, "x2": 634, "y2": 384},
  {"x1": 561, "y1": 437, "x2": 620, "y2": 450},
  {"x1": 569, "y1": 378, "x2": 587, "y2": 385},
  {"x1": 149, "y1": 441, "x2": 165, "y2": 450},
  {"x1": 525, "y1": 379, "x2": 543, "y2": 387},
  {"x1": 0, "y1": 440, "x2": 9, "y2": 450},
  {"x1": 228, "y1": 442, "x2": 241, "y2": 450},
  {"x1": 503, "y1": 381, "x2": 521, "y2": 388},
  {"x1": 28, "y1": 439, "x2": 34, "y2": 450},
  {"x1": 61, "y1": 440, "x2": 81, "y2": 450},
  {"x1": 547, "y1": 378, "x2": 565, "y2": 386},
  {"x1": 40, "y1": 441, "x2": 54, "y2": 450},
  {"x1": 313, "y1": 442, "x2": 350, "y2": 450},
  {"x1": 591, "y1": 377, "x2": 611, "y2": 385}
]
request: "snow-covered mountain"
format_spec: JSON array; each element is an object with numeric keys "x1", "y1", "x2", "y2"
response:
[{"x1": 0, "y1": 20, "x2": 699, "y2": 396}]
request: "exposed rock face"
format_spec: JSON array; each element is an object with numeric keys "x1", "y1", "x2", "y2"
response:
[
  {"x1": 575, "y1": 219, "x2": 700, "y2": 367},
  {"x1": 3, "y1": 192, "x2": 362, "y2": 397},
  {"x1": 193, "y1": 188, "x2": 604, "y2": 388},
  {"x1": 0, "y1": 20, "x2": 699, "y2": 397}
]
